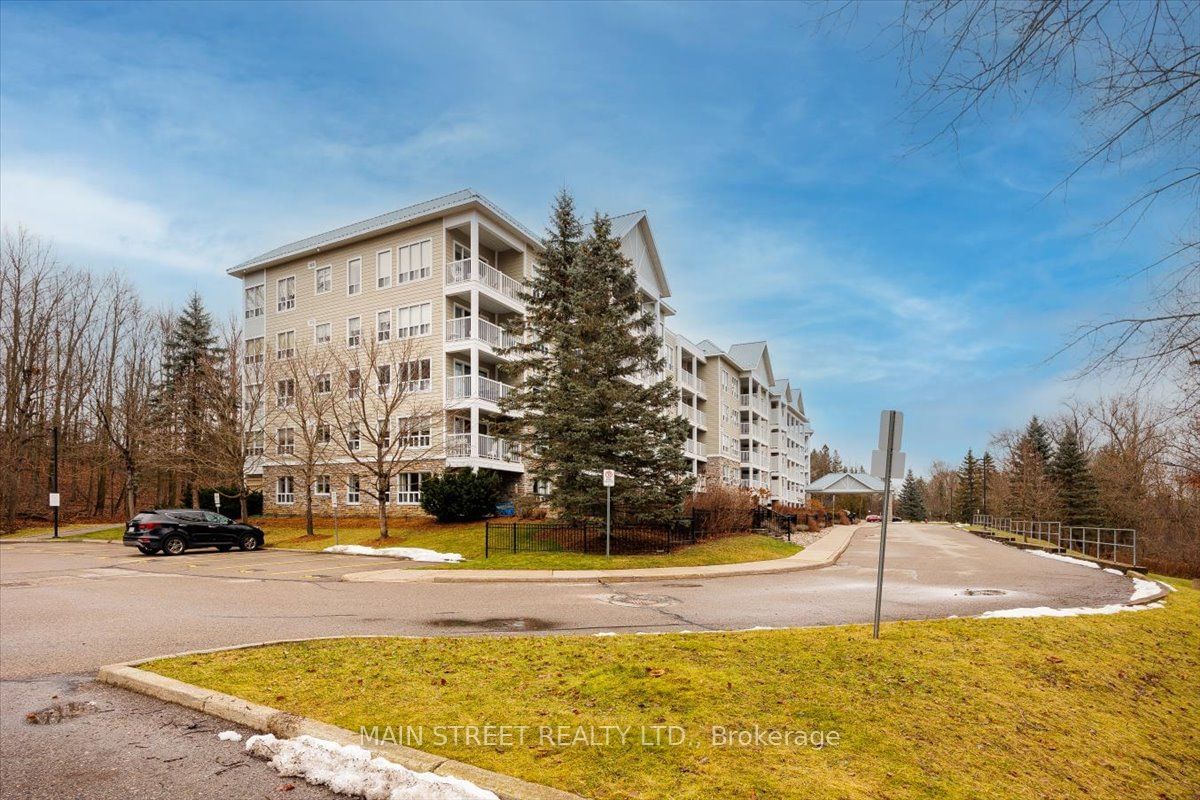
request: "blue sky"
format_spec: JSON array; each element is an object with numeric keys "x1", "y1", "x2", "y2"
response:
[{"x1": 0, "y1": 1, "x2": 1172, "y2": 472}]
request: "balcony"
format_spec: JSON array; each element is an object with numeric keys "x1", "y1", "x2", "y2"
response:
[
  {"x1": 739, "y1": 421, "x2": 769, "y2": 441},
  {"x1": 739, "y1": 393, "x2": 770, "y2": 417},
  {"x1": 445, "y1": 375, "x2": 516, "y2": 405},
  {"x1": 444, "y1": 317, "x2": 521, "y2": 352},
  {"x1": 679, "y1": 370, "x2": 706, "y2": 396},
  {"x1": 739, "y1": 449, "x2": 770, "y2": 469},
  {"x1": 684, "y1": 439, "x2": 706, "y2": 458},
  {"x1": 678, "y1": 403, "x2": 705, "y2": 429},
  {"x1": 445, "y1": 258, "x2": 526, "y2": 306},
  {"x1": 446, "y1": 433, "x2": 522, "y2": 465}
]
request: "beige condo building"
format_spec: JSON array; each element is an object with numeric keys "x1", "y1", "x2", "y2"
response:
[{"x1": 229, "y1": 189, "x2": 811, "y2": 514}]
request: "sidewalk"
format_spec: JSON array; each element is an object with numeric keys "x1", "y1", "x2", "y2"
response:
[
  {"x1": 0, "y1": 523, "x2": 120, "y2": 542},
  {"x1": 341, "y1": 523, "x2": 863, "y2": 584}
]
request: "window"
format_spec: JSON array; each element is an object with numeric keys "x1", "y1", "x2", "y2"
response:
[
  {"x1": 401, "y1": 419, "x2": 432, "y2": 448},
  {"x1": 315, "y1": 372, "x2": 331, "y2": 394},
  {"x1": 244, "y1": 337, "x2": 264, "y2": 366},
  {"x1": 314, "y1": 475, "x2": 331, "y2": 496},
  {"x1": 348, "y1": 423, "x2": 361, "y2": 451},
  {"x1": 315, "y1": 265, "x2": 332, "y2": 294},
  {"x1": 347, "y1": 316, "x2": 361, "y2": 347},
  {"x1": 396, "y1": 302, "x2": 431, "y2": 338},
  {"x1": 399, "y1": 358, "x2": 432, "y2": 392},
  {"x1": 396, "y1": 472, "x2": 427, "y2": 504},
  {"x1": 276, "y1": 276, "x2": 296, "y2": 312},
  {"x1": 276, "y1": 427, "x2": 295, "y2": 455},
  {"x1": 276, "y1": 378, "x2": 295, "y2": 408},
  {"x1": 314, "y1": 322, "x2": 331, "y2": 345},
  {"x1": 347, "y1": 257, "x2": 362, "y2": 295},
  {"x1": 246, "y1": 430, "x2": 264, "y2": 456},
  {"x1": 378, "y1": 418, "x2": 390, "y2": 448},
  {"x1": 316, "y1": 423, "x2": 332, "y2": 445},
  {"x1": 376, "y1": 310, "x2": 391, "y2": 342},
  {"x1": 346, "y1": 475, "x2": 360, "y2": 504},
  {"x1": 376, "y1": 364, "x2": 391, "y2": 395},
  {"x1": 397, "y1": 239, "x2": 432, "y2": 284},
  {"x1": 276, "y1": 476, "x2": 295, "y2": 504},
  {"x1": 243, "y1": 383, "x2": 262, "y2": 412},
  {"x1": 244, "y1": 285, "x2": 264, "y2": 319},
  {"x1": 276, "y1": 330, "x2": 295, "y2": 359},
  {"x1": 376, "y1": 249, "x2": 392, "y2": 289},
  {"x1": 348, "y1": 368, "x2": 361, "y2": 399},
  {"x1": 532, "y1": 478, "x2": 551, "y2": 496}
]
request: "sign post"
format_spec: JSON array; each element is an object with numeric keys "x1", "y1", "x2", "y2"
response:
[
  {"x1": 50, "y1": 425, "x2": 59, "y2": 539},
  {"x1": 213, "y1": 492, "x2": 220, "y2": 517},
  {"x1": 602, "y1": 469, "x2": 616, "y2": 558},
  {"x1": 870, "y1": 410, "x2": 905, "y2": 640},
  {"x1": 331, "y1": 490, "x2": 339, "y2": 546}
]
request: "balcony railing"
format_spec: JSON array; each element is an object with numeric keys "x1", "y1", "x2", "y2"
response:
[
  {"x1": 445, "y1": 258, "x2": 526, "y2": 304},
  {"x1": 447, "y1": 432, "x2": 521, "y2": 463},
  {"x1": 678, "y1": 403, "x2": 705, "y2": 428},
  {"x1": 739, "y1": 450, "x2": 770, "y2": 469},
  {"x1": 684, "y1": 439, "x2": 705, "y2": 457},
  {"x1": 444, "y1": 317, "x2": 520, "y2": 351},
  {"x1": 445, "y1": 375, "x2": 516, "y2": 404},
  {"x1": 739, "y1": 422, "x2": 769, "y2": 440},
  {"x1": 739, "y1": 393, "x2": 770, "y2": 417},
  {"x1": 679, "y1": 370, "x2": 706, "y2": 395}
]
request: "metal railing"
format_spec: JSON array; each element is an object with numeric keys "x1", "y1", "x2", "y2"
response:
[
  {"x1": 444, "y1": 317, "x2": 520, "y2": 350},
  {"x1": 444, "y1": 258, "x2": 526, "y2": 304},
  {"x1": 679, "y1": 370, "x2": 706, "y2": 395},
  {"x1": 1065, "y1": 526, "x2": 1138, "y2": 566},
  {"x1": 485, "y1": 518, "x2": 697, "y2": 557},
  {"x1": 684, "y1": 438, "x2": 705, "y2": 457},
  {"x1": 970, "y1": 514, "x2": 1139, "y2": 565},
  {"x1": 739, "y1": 449, "x2": 769, "y2": 468},
  {"x1": 678, "y1": 403, "x2": 705, "y2": 427},
  {"x1": 445, "y1": 375, "x2": 515, "y2": 404}
]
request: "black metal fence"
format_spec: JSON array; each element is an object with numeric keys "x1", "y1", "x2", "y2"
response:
[{"x1": 485, "y1": 518, "x2": 698, "y2": 557}]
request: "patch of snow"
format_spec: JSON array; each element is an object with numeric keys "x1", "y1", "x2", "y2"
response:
[
  {"x1": 1104, "y1": 568, "x2": 1124, "y2": 576},
  {"x1": 978, "y1": 601, "x2": 1163, "y2": 619},
  {"x1": 245, "y1": 734, "x2": 497, "y2": 800},
  {"x1": 1129, "y1": 577, "x2": 1164, "y2": 602},
  {"x1": 323, "y1": 544, "x2": 464, "y2": 563},
  {"x1": 217, "y1": 730, "x2": 243, "y2": 742},
  {"x1": 1028, "y1": 551, "x2": 1100, "y2": 569},
  {"x1": 593, "y1": 631, "x2": 616, "y2": 637}
]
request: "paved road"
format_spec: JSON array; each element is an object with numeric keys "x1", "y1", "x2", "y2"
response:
[{"x1": 0, "y1": 523, "x2": 1136, "y2": 799}]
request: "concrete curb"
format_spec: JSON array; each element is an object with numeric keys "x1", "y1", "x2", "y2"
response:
[
  {"x1": 97, "y1": 661, "x2": 584, "y2": 800},
  {"x1": 339, "y1": 525, "x2": 863, "y2": 584}
]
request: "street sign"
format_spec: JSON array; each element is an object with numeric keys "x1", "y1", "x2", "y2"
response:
[
  {"x1": 213, "y1": 492, "x2": 220, "y2": 511},
  {"x1": 876, "y1": 409, "x2": 904, "y2": 451},
  {"x1": 870, "y1": 449, "x2": 906, "y2": 480},
  {"x1": 602, "y1": 469, "x2": 616, "y2": 487},
  {"x1": 331, "y1": 490, "x2": 338, "y2": 508},
  {"x1": 48, "y1": 493, "x2": 60, "y2": 508}
]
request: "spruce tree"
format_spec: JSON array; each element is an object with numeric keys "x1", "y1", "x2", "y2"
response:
[
  {"x1": 157, "y1": 292, "x2": 220, "y2": 507},
  {"x1": 502, "y1": 194, "x2": 690, "y2": 520},
  {"x1": 979, "y1": 451, "x2": 995, "y2": 514},
  {"x1": 954, "y1": 449, "x2": 980, "y2": 522},
  {"x1": 1050, "y1": 428, "x2": 1105, "y2": 526},
  {"x1": 897, "y1": 469, "x2": 927, "y2": 521},
  {"x1": 1027, "y1": 416, "x2": 1054, "y2": 464},
  {"x1": 1006, "y1": 417, "x2": 1057, "y2": 520}
]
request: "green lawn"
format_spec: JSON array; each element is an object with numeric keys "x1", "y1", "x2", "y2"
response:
[
  {"x1": 147, "y1": 577, "x2": 1199, "y2": 800},
  {"x1": 257, "y1": 518, "x2": 800, "y2": 570}
]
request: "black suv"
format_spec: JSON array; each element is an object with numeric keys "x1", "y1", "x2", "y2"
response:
[{"x1": 123, "y1": 510, "x2": 265, "y2": 556}]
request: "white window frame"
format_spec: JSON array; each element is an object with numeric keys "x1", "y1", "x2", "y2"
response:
[
  {"x1": 276, "y1": 378, "x2": 295, "y2": 408},
  {"x1": 244, "y1": 284, "x2": 264, "y2": 319},
  {"x1": 376, "y1": 249, "x2": 392, "y2": 289},
  {"x1": 377, "y1": 418, "x2": 390, "y2": 448},
  {"x1": 276, "y1": 475, "x2": 295, "y2": 505},
  {"x1": 396, "y1": 302, "x2": 432, "y2": 339},
  {"x1": 401, "y1": 421, "x2": 432, "y2": 449},
  {"x1": 316, "y1": 422, "x2": 332, "y2": 445},
  {"x1": 244, "y1": 337, "x2": 264, "y2": 365},
  {"x1": 376, "y1": 309, "x2": 392, "y2": 342},
  {"x1": 347, "y1": 257, "x2": 362, "y2": 296},
  {"x1": 315, "y1": 264, "x2": 332, "y2": 295},
  {"x1": 276, "y1": 330, "x2": 295, "y2": 360},
  {"x1": 315, "y1": 372, "x2": 331, "y2": 395},
  {"x1": 314, "y1": 475, "x2": 331, "y2": 496},
  {"x1": 347, "y1": 316, "x2": 361, "y2": 348},
  {"x1": 396, "y1": 239, "x2": 432, "y2": 284},
  {"x1": 314, "y1": 322, "x2": 332, "y2": 346},
  {"x1": 400, "y1": 358, "x2": 432, "y2": 393},
  {"x1": 346, "y1": 475, "x2": 361, "y2": 504},
  {"x1": 348, "y1": 368, "x2": 361, "y2": 399},
  {"x1": 276, "y1": 275, "x2": 296, "y2": 312},
  {"x1": 246, "y1": 430, "x2": 264, "y2": 457},
  {"x1": 348, "y1": 423, "x2": 361, "y2": 452},
  {"x1": 377, "y1": 364, "x2": 391, "y2": 396},
  {"x1": 395, "y1": 472, "x2": 427, "y2": 505},
  {"x1": 276, "y1": 427, "x2": 295, "y2": 455}
]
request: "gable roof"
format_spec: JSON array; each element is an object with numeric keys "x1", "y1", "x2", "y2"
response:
[
  {"x1": 584, "y1": 210, "x2": 671, "y2": 299},
  {"x1": 227, "y1": 188, "x2": 541, "y2": 277},
  {"x1": 807, "y1": 472, "x2": 900, "y2": 494}
]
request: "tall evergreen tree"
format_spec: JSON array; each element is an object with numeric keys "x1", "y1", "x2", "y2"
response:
[
  {"x1": 897, "y1": 469, "x2": 927, "y2": 521},
  {"x1": 979, "y1": 450, "x2": 995, "y2": 514},
  {"x1": 156, "y1": 292, "x2": 220, "y2": 508},
  {"x1": 1006, "y1": 417, "x2": 1058, "y2": 520},
  {"x1": 1027, "y1": 416, "x2": 1054, "y2": 464},
  {"x1": 1050, "y1": 428, "x2": 1105, "y2": 526},
  {"x1": 502, "y1": 194, "x2": 690, "y2": 520},
  {"x1": 954, "y1": 449, "x2": 980, "y2": 522}
]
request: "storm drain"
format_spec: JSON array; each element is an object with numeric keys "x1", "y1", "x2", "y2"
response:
[
  {"x1": 427, "y1": 617, "x2": 559, "y2": 631},
  {"x1": 963, "y1": 588, "x2": 1007, "y2": 597},
  {"x1": 25, "y1": 701, "x2": 100, "y2": 724},
  {"x1": 606, "y1": 593, "x2": 679, "y2": 608}
]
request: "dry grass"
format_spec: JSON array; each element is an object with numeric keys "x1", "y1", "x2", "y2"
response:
[{"x1": 147, "y1": 576, "x2": 1200, "y2": 800}]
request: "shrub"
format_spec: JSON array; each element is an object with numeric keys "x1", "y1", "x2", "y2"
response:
[
  {"x1": 513, "y1": 493, "x2": 547, "y2": 519},
  {"x1": 420, "y1": 469, "x2": 503, "y2": 523},
  {"x1": 687, "y1": 484, "x2": 757, "y2": 534}
]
